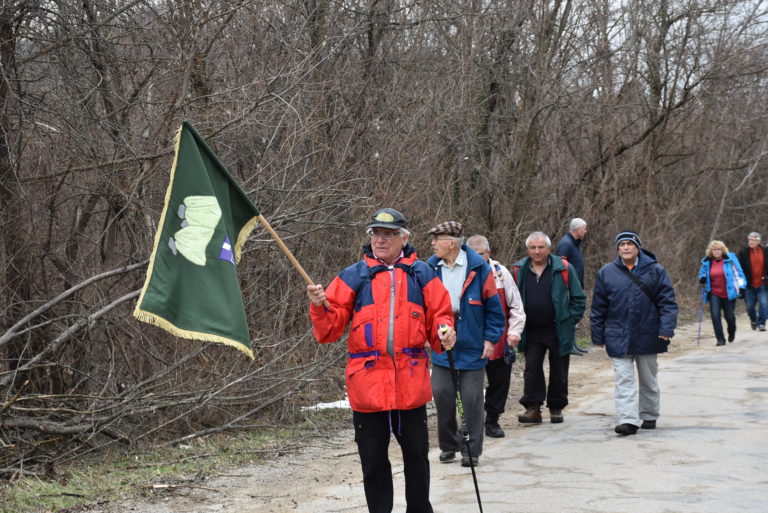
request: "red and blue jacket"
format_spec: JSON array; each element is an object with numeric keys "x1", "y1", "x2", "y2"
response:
[
  {"x1": 309, "y1": 244, "x2": 454, "y2": 413},
  {"x1": 428, "y1": 245, "x2": 506, "y2": 370}
]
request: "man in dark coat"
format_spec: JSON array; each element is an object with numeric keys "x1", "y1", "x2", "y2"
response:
[
  {"x1": 737, "y1": 232, "x2": 768, "y2": 331},
  {"x1": 512, "y1": 232, "x2": 586, "y2": 425},
  {"x1": 555, "y1": 218, "x2": 587, "y2": 286},
  {"x1": 555, "y1": 218, "x2": 588, "y2": 355},
  {"x1": 590, "y1": 230, "x2": 678, "y2": 436}
]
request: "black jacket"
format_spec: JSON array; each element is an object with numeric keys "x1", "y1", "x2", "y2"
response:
[
  {"x1": 737, "y1": 245, "x2": 768, "y2": 287},
  {"x1": 555, "y1": 232, "x2": 584, "y2": 286}
]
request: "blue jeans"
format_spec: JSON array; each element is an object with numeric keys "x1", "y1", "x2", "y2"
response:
[
  {"x1": 743, "y1": 285, "x2": 768, "y2": 327},
  {"x1": 709, "y1": 294, "x2": 736, "y2": 343}
]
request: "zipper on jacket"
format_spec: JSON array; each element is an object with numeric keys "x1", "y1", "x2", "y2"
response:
[
  {"x1": 388, "y1": 267, "x2": 397, "y2": 411},
  {"x1": 387, "y1": 267, "x2": 396, "y2": 363}
]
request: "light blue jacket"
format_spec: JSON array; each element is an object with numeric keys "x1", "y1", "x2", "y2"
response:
[{"x1": 698, "y1": 252, "x2": 746, "y2": 302}]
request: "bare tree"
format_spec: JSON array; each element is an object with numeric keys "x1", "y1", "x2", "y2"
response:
[{"x1": 0, "y1": 0, "x2": 766, "y2": 477}]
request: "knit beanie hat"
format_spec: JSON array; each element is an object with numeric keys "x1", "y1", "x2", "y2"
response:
[{"x1": 615, "y1": 230, "x2": 642, "y2": 248}]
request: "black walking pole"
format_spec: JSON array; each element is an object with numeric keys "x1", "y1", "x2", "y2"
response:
[
  {"x1": 697, "y1": 285, "x2": 705, "y2": 345},
  {"x1": 445, "y1": 347, "x2": 484, "y2": 512}
]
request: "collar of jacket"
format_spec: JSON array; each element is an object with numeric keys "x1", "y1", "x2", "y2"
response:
[
  {"x1": 701, "y1": 252, "x2": 735, "y2": 264},
  {"x1": 612, "y1": 248, "x2": 658, "y2": 271},
  {"x1": 567, "y1": 232, "x2": 581, "y2": 247},
  {"x1": 514, "y1": 253, "x2": 565, "y2": 272},
  {"x1": 363, "y1": 243, "x2": 417, "y2": 264},
  {"x1": 428, "y1": 244, "x2": 487, "y2": 272}
]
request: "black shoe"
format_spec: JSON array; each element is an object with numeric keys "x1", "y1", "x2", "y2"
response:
[
  {"x1": 485, "y1": 422, "x2": 505, "y2": 438},
  {"x1": 439, "y1": 451, "x2": 456, "y2": 463},
  {"x1": 728, "y1": 333, "x2": 735, "y2": 342},
  {"x1": 460, "y1": 456, "x2": 479, "y2": 467},
  {"x1": 751, "y1": 322, "x2": 758, "y2": 330},
  {"x1": 716, "y1": 340, "x2": 725, "y2": 346},
  {"x1": 641, "y1": 420, "x2": 656, "y2": 429},
  {"x1": 614, "y1": 423, "x2": 639, "y2": 436}
]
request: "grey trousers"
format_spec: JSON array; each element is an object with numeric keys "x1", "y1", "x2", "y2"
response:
[
  {"x1": 431, "y1": 364, "x2": 485, "y2": 458},
  {"x1": 612, "y1": 354, "x2": 660, "y2": 427}
]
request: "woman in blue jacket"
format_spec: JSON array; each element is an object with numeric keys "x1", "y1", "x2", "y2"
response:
[
  {"x1": 591, "y1": 231, "x2": 679, "y2": 436},
  {"x1": 698, "y1": 241, "x2": 746, "y2": 346}
]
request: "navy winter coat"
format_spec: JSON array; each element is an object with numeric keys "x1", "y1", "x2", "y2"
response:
[
  {"x1": 555, "y1": 232, "x2": 585, "y2": 286},
  {"x1": 590, "y1": 249, "x2": 678, "y2": 357}
]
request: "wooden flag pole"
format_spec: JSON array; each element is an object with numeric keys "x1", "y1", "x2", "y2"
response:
[{"x1": 257, "y1": 214, "x2": 330, "y2": 308}]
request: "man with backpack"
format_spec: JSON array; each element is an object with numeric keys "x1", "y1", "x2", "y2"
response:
[
  {"x1": 512, "y1": 231, "x2": 586, "y2": 425},
  {"x1": 555, "y1": 217, "x2": 589, "y2": 355},
  {"x1": 306, "y1": 208, "x2": 456, "y2": 513},
  {"x1": 466, "y1": 234, "x2": 526, "y2": 439}
]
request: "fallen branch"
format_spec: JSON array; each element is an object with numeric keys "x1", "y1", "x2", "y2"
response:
[
  {"x1": 0, "y1": 261, "x2": 147, "y2": 349},
  {"x1": 142, "y1": 483, "x2": 218, "y2": 492},
  {"x1": 0, "y1": 290, "x2": 141, "y2": 387}
]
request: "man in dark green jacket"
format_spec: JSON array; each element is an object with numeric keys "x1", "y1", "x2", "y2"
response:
[{"x1": 512, "y1": 232, "x2": 586, "y2": 424}]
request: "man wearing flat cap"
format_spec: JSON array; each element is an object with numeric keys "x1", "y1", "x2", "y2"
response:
[
  {"x1": 426, "y1": 221, "x2": 505, "y2": 468},
  {"x1": 307, "y1": 208, "x2": 456, "y2": 513},
  {"x1": 591, "y1": 230, "x2": 678, "y2": 436}
]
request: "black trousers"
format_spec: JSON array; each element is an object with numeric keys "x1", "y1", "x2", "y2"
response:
[
  {"x1": 353, "y1": 405, "x2": 433, "y2": 513},
  {"x1": 709, "y1": 293, "x2": 736, "y2": 343},
  {"x1": 520, "y1": 329, "x2": 570, "y2": 410},
  {"x1": 484, "y1": 358, "x2": 512, "y2": 420}
]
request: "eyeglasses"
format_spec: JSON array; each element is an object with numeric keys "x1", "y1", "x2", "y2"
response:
[{"x1": 367, "y1": 229, "x2": 401, "y2": 240}]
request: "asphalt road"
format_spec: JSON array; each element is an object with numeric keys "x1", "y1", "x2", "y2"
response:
[
  {"x1": 294, "y1": 320, "x2": 768, "y2": 513},
  {"x1": 93, "y1": 319, "x2": 768, "y2": 513},
  {"x1": 422, "y1": 326, "x2": 768, "y2": 513}
]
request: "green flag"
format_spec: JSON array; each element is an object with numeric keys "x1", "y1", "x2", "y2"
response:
[{"x1": 134, "y1": 121, "x2": 259, "y2": 358}]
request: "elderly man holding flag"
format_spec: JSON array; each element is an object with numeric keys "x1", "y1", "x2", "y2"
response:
[{"x1": 307, "y1": 208, "x2": 455, "y2": 513}]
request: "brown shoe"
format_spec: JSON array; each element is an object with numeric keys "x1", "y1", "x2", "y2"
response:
[
  {"x1": 550, "y1": 409, "x2": 564, "y2": 423},
  {"x1": 518, "y1": 406, "x2": 542, "y2": 424}
]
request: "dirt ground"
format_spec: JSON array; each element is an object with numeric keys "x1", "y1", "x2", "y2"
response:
[{"x1": 84, "y1": 319, "x2": 711, "y2": 513}]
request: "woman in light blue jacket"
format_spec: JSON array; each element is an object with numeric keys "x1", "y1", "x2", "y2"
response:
[{"x1": 698, "y1": 241, "x2": 746, "y2": 346}]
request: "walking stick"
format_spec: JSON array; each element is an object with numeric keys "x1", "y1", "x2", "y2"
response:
[
  {"x1": 697, "y1": 286, "x2": 705, "y2": 346},
  {"x1": 441, "y1": 326, "x2": 483, "y2": 512},
  {"x1": 257, "y1": 214, "x2": 330, "y2": 308}
]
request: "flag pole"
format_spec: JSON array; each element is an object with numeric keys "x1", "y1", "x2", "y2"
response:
[{"x1": 257, "y1": 214, "x2": 330, "y2": 308}]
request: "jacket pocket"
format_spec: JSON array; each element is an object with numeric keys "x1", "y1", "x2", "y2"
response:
[
  {"x1": 408, "y1": 306, "x2": 427, "y2": 344},
  {"x1": 351, "y1": 310, "x2": 375, "y2": 348},
  {"x1": 396, "y1": 351, "x2": 432, "y2": 409},
  {"x1": 346, "y1": 355, "x2": 388, "y2": 411}
]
